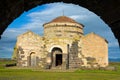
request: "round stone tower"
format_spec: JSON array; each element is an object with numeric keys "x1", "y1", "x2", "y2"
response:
[
  {"x1": 43, "y1": 16, "x2": 84, "y2": 69},
  {"x1": 43, "y1": 16, "x2": 84, "y2": 40}
]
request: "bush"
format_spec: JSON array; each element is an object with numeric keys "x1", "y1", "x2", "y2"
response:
[{"x1": 5, "y1": 63, "x2": 16, "y2": 67}]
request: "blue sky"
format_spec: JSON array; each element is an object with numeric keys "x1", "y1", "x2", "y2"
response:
[{"x1": 0, "y1": 2, "x2": 120, "y2": 59}]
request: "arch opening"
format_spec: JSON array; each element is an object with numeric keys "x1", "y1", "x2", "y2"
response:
[
  {"x1": 30, "y1": 52, "x2": 37, "y2": 67},
  {"x1": 56, "y1": 54, "x2": 62, "y2": 66},
  {"x1": 51, "y1": 47, "x2": 63, "y2": 67}
]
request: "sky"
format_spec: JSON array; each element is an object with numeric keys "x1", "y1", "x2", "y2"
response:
[{"x1": 0, "y1": 2, "x2": 120, "y2": 59}]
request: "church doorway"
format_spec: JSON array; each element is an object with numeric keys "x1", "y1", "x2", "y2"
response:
[
  {"x1": 56, "y1": 54, "x2": 62, "y2": 66},
  {"x1": 30, "y1": 52, "x2": 37, "y2": 66},
  {"x1": 51, "y1": 47, "x2": 63, "y2": 67}
]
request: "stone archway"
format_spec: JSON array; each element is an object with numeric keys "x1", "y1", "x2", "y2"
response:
[
  {"x1": 30, "y1": 52, "x2": 37, "y2": 67},
  {"x1": 51, "y1": 47, "x2": 63, "y2": 68}
]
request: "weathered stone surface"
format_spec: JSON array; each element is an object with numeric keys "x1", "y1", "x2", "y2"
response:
[
  {"x1": 14, "y1": 16, "x2": 108, "y2": 69},
  {"x1": 81, "y1": 32, "x2": 108, "y2": 67}
]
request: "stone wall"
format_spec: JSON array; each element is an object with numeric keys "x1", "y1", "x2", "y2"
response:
[
  {"x1": 81, "y1": 32, "x2": 108, "y2": 67},
  {"x1": 69, "y1": 41, "x2": 82, "y2": 69},
  {"x1": 44, "y1": 22, "x2": 83, "y2": 39},
  {"x1": 16, "y1": 31, "x2": 46, "y2": 67}
]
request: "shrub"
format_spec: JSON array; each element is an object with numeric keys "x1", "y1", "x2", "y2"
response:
[{"x1": 5, "y1": 63, "x2": 16, "y2": 67}]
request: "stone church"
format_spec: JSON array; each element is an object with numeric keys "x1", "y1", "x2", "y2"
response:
[{"x1": 13, "y1": 16, "x2": 108, "y2": 69}]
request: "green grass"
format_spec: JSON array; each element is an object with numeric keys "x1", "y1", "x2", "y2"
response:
[
  {"x1": 0, "y1": 59, "x2": 16, "y2": 69},
  {"x1": 0, "y1": 60, "x2": 120, "y2": 80},
  {"x1": 0, "y1": 69, "x2": 120, "y2": 80}
]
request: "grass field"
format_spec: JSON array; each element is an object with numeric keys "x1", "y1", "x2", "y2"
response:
[{"x1": 0, "y1": 60, "x2": 120, "y2": 80}]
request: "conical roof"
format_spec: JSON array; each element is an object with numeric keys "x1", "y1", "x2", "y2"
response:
[
  {"x1": 50, "y1": 16, "x2": 78, "y2": 23},
  {"x1": 43, "y1": 16, "x2": 84, "y2": 27}
]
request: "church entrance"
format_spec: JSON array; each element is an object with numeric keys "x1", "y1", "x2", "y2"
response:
[
  {"x1": 30, "y1": 52, "x2": 37, "y2": 66},
  {"x1": 51, "y1": 47, "x2": 63, "y2": 68},
  {"x1": 56, "y1": 54, "x2": 62, "y2": 66}
]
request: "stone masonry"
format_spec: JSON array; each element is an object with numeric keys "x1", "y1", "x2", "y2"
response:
[{"x1": 13, "y1": 16, "x2": 108, "y2": 69}]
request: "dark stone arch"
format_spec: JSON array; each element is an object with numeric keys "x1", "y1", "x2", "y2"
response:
[
  {"x1": 0, "y1": 0, "x2": 120, "y2": 45},
  {"x1": 52, "y1": 47, "x2": 63, "y2": 53},
  {"x1": 51, "y1": 47, "x2": 63, "y2": 67}
]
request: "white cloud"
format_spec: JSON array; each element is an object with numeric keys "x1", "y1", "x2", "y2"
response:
[
  {"x1": 21, "y1": 22, "x2": 43, "y2": 30},
  {"x1": 70, "y1": 15, "x2": 88, "y2": 20},
  {"x1": 20, "y1": 3, "x2": 96, "y2": 33},
  {"x1": 2, "y1": 28, "x2": 25, "y2": 39},
  {"x1": 2, "y1": 47, "x2": 13, "y2": 52}
]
